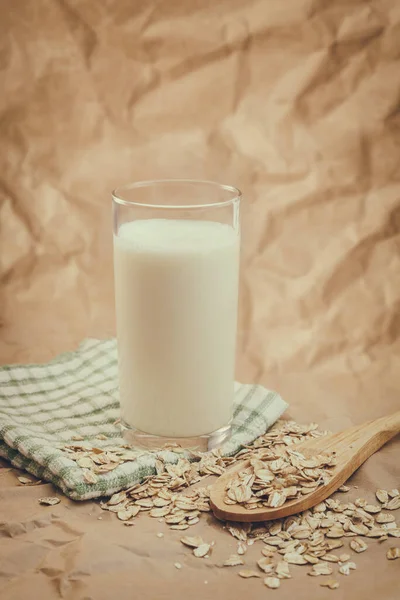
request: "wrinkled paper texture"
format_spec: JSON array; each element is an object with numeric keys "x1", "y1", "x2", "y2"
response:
[{"x1": 0, "y1": 0, "x2": 399, "y2": 598}]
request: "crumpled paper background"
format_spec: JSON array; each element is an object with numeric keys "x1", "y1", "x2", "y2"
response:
[{"x1": 0, "y1": 1, "x2": 399, "y2": 599}]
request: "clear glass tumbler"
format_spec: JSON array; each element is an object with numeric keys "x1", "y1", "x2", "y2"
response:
[{"x1": 112, "y1": 180, "x2": 241, "y2": 450}]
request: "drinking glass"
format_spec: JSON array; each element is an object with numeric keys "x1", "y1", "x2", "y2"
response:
[{"x1": 112, "y1": 179, "x2": 241, "y2": 450}]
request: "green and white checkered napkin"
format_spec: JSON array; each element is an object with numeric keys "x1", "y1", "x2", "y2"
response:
[{"x1": 0, "y1": 339, "x2": 288, "y2": 501}]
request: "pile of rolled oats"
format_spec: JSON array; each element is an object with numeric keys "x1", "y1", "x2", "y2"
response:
[
  {"x1": 54, "y1": 421, "x2": 400, "y2": 589},
  {"x1": 224, "y1": 448, "x2": 337, "y2": 509}
]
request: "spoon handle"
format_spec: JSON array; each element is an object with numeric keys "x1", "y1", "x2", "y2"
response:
[
  {"x1": 353, "y1": 410, "x2": 400, "y2": 448},
  {"x1": 350, "y1": 410, "x2": 400, "y2": 461},
  {"x1": 365, "y1": 410, "x2": 400, "y2": 438}
]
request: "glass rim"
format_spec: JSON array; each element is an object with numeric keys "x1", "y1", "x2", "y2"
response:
[{"x1": 112, "y1": 179, "x2": 241, "y2": 209}]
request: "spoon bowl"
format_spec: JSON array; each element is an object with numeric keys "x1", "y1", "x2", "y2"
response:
[{"x1": 210, "y1": 411, "x2": 400, "y2": 522}]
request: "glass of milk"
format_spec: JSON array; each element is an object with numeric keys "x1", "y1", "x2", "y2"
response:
[{"x1": 112, "y1": 180, "x2": 241, "y2": 450}]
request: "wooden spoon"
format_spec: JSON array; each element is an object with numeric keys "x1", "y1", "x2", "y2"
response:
[{"x1": 210, "y1": 411, "x2": 400, "y2": 523}]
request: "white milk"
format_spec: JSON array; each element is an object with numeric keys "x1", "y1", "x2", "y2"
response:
[{"x1": 113, "y1": 219, "x2": 239, "y2": 437}]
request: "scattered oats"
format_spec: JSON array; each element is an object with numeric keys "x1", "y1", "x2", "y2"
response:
[
  {"x1": 39, "y1": 497, "x2": 60, "y2": 506},
  {"x1": 338, "y1": 485, "x2": 350, "y2": 492},
  {"x1": 261, "y1": 547, "x2": 276, "y2": 558},
  {"x1": 364, "y1": 504, "x2": 381, "y2": 514},
  {"x1": 193, "y1": 543, "x2": 211, "y2": 558},
  {"x1": 96, "y1": 434, "x2": 108, "y2": 440},
  {"x1": 152, "y1": 497, "x2": 170, "y2": 507},
  {"x1": 309, "y1": 531, "x2": 325, "y2": 546},
  {"x1": 69, "y1": 419, "x2": 400, "y2": 590},
  {"x1": 223, "y1": 555, "x2": 244, "y2": 567},
  {"x1": 376, "y1": 512, "x2": 395, "y2": 524},
  {"x1": 388, "y1": 529, "x2": 400, "y2": 538},
  {"x1": 238, "y1": 570, "x2": 261, "y2": 579},
  {"x1": 174, "y1": 562, "x2": 182, "y2": 569},
  {"x1": 228, "y1": 524, "x2": 251, "y2": 541},
  {"x1": 265, "y1": 537, "x2": 282, "y2": 547},
  {"x1": 156, "y1": 532, "x2": 164, "y2": 538},
  {"x1": 284, "y1": 552, "x2": 307, "y2": 565},
  {"x1": 327, "y1": 540, "x2": 344, "y2": 551},
  {"x1": 326, "y1": 526, "x2": 344, "y2": 539},
  {"x1": 71, "y1": 435, "x2": 84, "y2": 441},
  {"x1": 350, "y1": 538, "x2": 368, "y2": 553},
  {"x1": 386, "y1": 496, "x2": 400, "y2": 511},
  {"x1": 180, "y1": 536, "x2": 203, "y2": 548},
  {"x1": 339, "y1": 553, "x2": 351, "y2": 562},
  {"x1": 108, "y1": 492, "x2": 127, "y2": 506},
  {"x1": 320, "y1": 579, "x2": 340, "y2": 590},
  {"x1": 383, "y1": 522, "x2": 398, "y2": 531},
  {"x1": 386, "y1": 547, "x2": 400, "y2": 560},
  {"x1": 257, "y1": 557, "x2": 274, "y2": 573},
  {"x1": 17, "y1": 476, "x2": 34, "y2": 485},
  {"x1": 117, "y1": 506, "x2": 140, "y2": 521},
  {"x1": 237, "y1": 541, "x2": 247, "y2": 555},
  {"x1": 291, "y1": 525, "x2": 312, "y2": 539},
  {"x1": 276, "y1": 561, "x2": 291, "y2": 579},
  {"x1": 324, "y1": 554, "x2": 340, "y2": 563},
  {"x1": 83, "y1": 469, "x2": 98, "y2": 484},
  {"x1": 304, "y1": 554, "x2": 319, "y2": 565},
  {"x1": 269, "y1": 522, "x2": 282, "y2": 536},
  {"x1": 339, "y1": 562, "x2": 356, "y2": 575},
  {"x1": 366, "y1": 528, "x2": 386, "y2": 538},
  {"x1": 175, "y1": 499, "x2": 198, "y2": 511},
  {"x1": 165, "y1": 513, "x2": 186, "y2": 524},
  {"x1": 308, "y1": 562, "x2": 333, "y2": 576},
  {"x1": 264, "y1": 577, "x2": 280, "y2": 589},
  {"x1": 349, "y1": 523, "x2": 369, "y2": 536},
  {"x1": 136, "y1": 498, "x2": 154, "y2": 509},
  {"x1": 376, "y1": 489, "x2": 389, "y2": 504},
  {"x1": 77, "y1": 456, "x2": 95, "y2": 469},
  {"x1": 321, "y1": 518, "x2": 335, "y2": 528},
  {"x1": 355, "y1": 498, "x2": 368, "y2": 508}
]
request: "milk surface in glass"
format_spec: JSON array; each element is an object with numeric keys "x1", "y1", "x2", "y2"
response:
[{"x1": 113, "y1": 218, "x2": 239, "y2": 437}]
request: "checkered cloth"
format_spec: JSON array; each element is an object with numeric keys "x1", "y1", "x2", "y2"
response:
[{"x1": 0, "y1": 339, "x2": 288, "y2": 500}]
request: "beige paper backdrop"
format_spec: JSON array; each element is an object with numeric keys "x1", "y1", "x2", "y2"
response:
[{"x1": 0, "y1": 1, "x2": 399, "y2": 599}]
